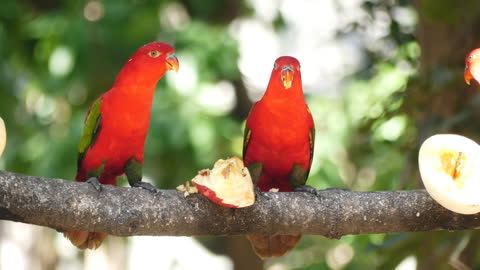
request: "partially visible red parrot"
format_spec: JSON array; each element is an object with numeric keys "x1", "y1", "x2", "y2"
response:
[
  {"x1": 243, "y1": 56, "x2": 315, "y2": 258},
  {"x1": 64, "y1": 42, "x2": 179, "y2": 249},
  {"x1": 465, "y1": 48, "x2": 480, "y2": 85}
]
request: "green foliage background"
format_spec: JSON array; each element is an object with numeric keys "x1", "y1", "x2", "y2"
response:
[{"x1": 1, "y1": 0, "x2": 480, "y2": 269}]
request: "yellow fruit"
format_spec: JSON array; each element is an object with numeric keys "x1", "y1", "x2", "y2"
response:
[
  {"x1": 0, "y1": 117, "x2": 5, "y2": 158},
  {"x1": 418, "y1": 134, "x2": 480, "y2": 214},
  {"x1": 192, "y1": 157, "x2": 255, "y2": 208}
]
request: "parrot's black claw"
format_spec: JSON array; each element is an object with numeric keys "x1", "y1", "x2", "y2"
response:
[
  {"x1": 87, "y1": 177, "x2": 102, "y2": 192},
  {"x1": 294, "y1": 185, "x2": 320, "y2": 196},
  {"x1": 131, "y1": 181, "x2": 158, "y2": 193}
]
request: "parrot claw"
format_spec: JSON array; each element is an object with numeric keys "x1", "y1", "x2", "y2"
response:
[
  {"x1": 294, "y1": 185, "x2": 320, "y2": 196},
  {"x1": 131, "y1": 181, "x2": 158, "y2": 193},
  {"x1": 87, "y1": 177, "x2": 103, "y2": 192}
]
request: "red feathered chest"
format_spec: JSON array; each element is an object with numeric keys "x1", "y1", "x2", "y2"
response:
[{"x1": 244, "y1": 96, "x2": 314, "y2": 191}]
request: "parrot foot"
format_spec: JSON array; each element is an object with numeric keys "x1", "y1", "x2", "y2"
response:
[
  {"x1": 131, "y1": 181, "x2": 158, "y2": 193},
  {"x1": 87, "y1": 177, "x2": 102, "y2": 192},
  {"x1": 294, "y1": 185, "x2": 320, "y2": 196}
]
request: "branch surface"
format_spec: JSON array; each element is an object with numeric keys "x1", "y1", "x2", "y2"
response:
[{"x1": 0, "y1": 170, "x2": 478, "y2": 238}]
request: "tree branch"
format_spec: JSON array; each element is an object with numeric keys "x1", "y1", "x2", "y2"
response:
[{"x1": 0, "y1": 170, "x2": 478, "y2": 238}]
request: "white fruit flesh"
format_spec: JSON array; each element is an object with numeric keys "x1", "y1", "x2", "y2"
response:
[
  {"x1": 0, "y1": 118, "x2": 5, "y2": 158},
  {"x1": 419, "y1": 134, "x2": 480, "y2": 214},
  {"x1": 192, "y1": 157, "x2": 255, "y2": 208}
]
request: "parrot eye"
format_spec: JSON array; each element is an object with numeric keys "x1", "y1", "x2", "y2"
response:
[
  {"x1": 468, "y1": 54, "x2": 475, "y2": 62},
  {"x1": 148, "y1": 50, "x2": 161, "y2": 58},
  {"x1": 274, "y1": 63, "x2": 279, "y2": 70},
  {"x1": 297, "y1": 64, "x2": 301, "y2": 71}
]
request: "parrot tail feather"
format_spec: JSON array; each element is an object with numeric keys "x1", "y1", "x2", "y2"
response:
[
  {"x1": 64, "y1": 230, "x2": 108, "y2": 250},
  {"x1": 247, "y1": 234, "x2": 301, "y2": 259}
]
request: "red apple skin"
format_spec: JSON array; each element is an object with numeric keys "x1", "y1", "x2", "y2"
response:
[{"x1": 193, "y1": 182, "x2": 240, "y2": 208}]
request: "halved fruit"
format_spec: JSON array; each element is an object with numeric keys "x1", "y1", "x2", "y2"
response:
[
  {"x1": 192, "y1": 157, "x2": 255, "y2": 208},
  {"x1": 418, "y1": 134, "x2": 480, "y2": 214},
  {"x1": 0, "y1": 117, "x2": 5, "y2": 158}
]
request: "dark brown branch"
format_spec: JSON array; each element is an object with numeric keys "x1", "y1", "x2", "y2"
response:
[{"x1": 0, "y1": 170, "x2": 479, "y2": 238}]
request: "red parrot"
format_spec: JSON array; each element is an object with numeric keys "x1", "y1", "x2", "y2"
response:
[
  {"x1": 64, "y1": 42, "x2": 179, "y2": 249},
  {"x1": 243, "y1": 56, "x2": 315, "y2": 258},
  {"x1": 465, "y1": 48, "x2": 480, "y2": 85}
]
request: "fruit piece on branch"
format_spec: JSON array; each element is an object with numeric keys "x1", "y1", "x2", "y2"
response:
[
  {"x1": 176, "y1": 181, "x2": 198, "y2": 197},
  {"x1": 192, "y1": 157, "x2": 255, "y2": 208},
  {"x1": 0, "y1": 117, "x2": 5, "y2": 158},
  {"x1": 418, "y1": 134, "x2": 480, "y2": 214}
]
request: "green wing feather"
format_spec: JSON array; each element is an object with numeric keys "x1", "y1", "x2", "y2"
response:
[
  {"x1": 77, "y1": 98, "x2": 102, "y2": 168},
  {"x1": 124, "y1": 157, "x2": 143, "y2": 186},
  {"x1": 289, "y1": 127, "x2": 315, "y2": 188},
  {"x1": 242, "y1": 127, "x2": 252, "y2": 159},
  {"x1": 308, "y1": 127, "x2": 315, "y2": 173},
  {"x1": 242, "y1": 126, "x2": 263, "y2": 184}
]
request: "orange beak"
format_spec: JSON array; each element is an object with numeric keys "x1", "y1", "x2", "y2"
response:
[
  {"x1": 465, "y1": 66, "x2": 473, "y2": 85},
  {"x1": 281, "y1": 66, "x2": 294, "y2": 89},
  {"x1": 166, "y1": 54, "x2": 179, "y2": 72}
]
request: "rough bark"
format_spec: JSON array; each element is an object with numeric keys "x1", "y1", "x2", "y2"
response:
[{"x1": 0, "y1": 170, "x2": 479, "y2": 237}]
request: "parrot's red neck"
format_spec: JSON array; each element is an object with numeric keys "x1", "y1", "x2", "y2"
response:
[
  {"x1": 114, "y1": 61, "x2": 167, "y2": 89},
  {"x1": 103, "y1": 65, "x2": 167, "y2": 113},
  {"x1": 111, "y1": 63, "x2": 168, "y2": 101}
]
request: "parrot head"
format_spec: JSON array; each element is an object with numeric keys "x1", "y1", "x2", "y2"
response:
[
  {"x1": 271, "y1": 56, "x2": 301, "y2": 90},
  {"x1": 464, "y1": 48, "x2": 480, "y2": 85},
  {"x1": 126, "y1": 41, "x2": 179, "y2": 81}
]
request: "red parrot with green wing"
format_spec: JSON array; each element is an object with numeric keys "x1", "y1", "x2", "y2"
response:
[
  {"x1": 64, "y1": 42, "x2": 179, "y2": 249},
  {"x1": 243, "y1": 56, "x2": 315, "y2": 258}
]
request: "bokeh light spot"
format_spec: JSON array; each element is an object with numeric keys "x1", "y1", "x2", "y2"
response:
[
  {"x1": 326, "y1": 244, "x2": 354, "y2": 270},
  {"x1": 375, "y1": 115, "x2": 408, "y2": 141},
  {"x1": 84, "y1": 1, "x2": 104, "y2": 22},
  {"x1": 159, "y1": 2, "x2": 190, "y2": 30},
  {"x1": 48, "y1": 46, "x2": 74, "y2": 77}
]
